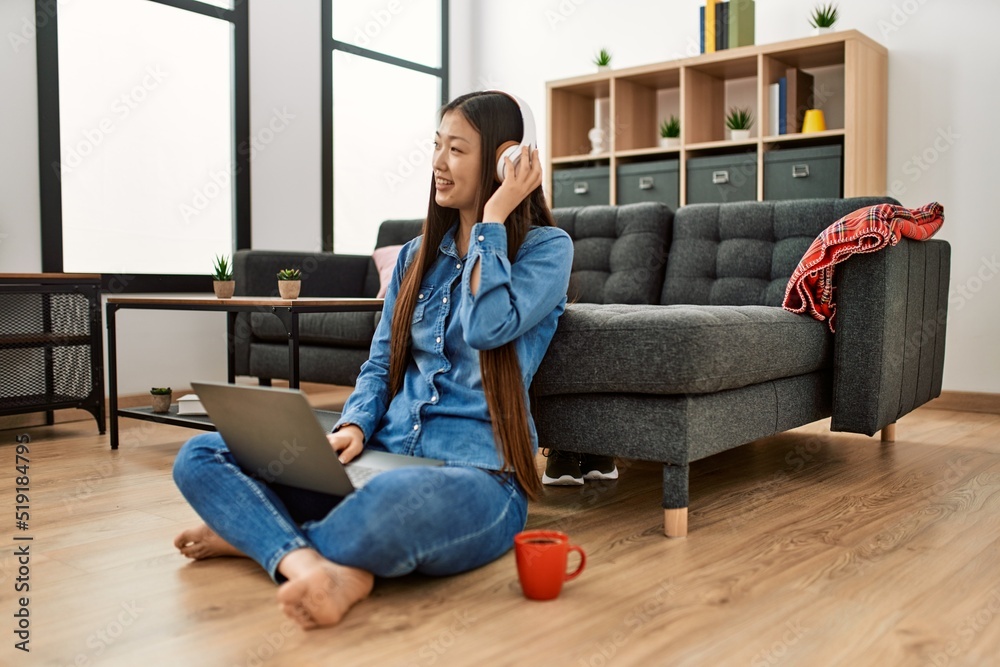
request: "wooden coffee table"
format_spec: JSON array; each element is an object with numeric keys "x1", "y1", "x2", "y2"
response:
[{"x1": 105, "y1": 295, "x2": 383, "y2": 450}]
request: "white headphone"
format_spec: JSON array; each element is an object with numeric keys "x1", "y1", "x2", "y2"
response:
[{"x1": 489, "y1": 91, "x2": 537, "y2": 182}]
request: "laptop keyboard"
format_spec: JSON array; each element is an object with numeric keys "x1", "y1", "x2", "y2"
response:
[{"x1": 346, "y1": 465, "x2": 382, "y2": 488}]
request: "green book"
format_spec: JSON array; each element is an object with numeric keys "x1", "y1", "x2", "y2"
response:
[{"x1": 729, "y1": 0, "x2": 755, "y2": 48}]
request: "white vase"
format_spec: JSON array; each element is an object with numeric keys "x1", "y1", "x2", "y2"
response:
[
  {"x1": 730, "y1": 129, "x2": 751, "y2": 142},
  {"x1": 659, "y1": 137, "x2": 680, "y2": 149}
]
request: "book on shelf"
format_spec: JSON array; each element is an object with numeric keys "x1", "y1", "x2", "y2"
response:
[
  {"x1": 176, "y1": 393, "x2": 207, "y2": 416},
  {"x1": 769, "y1": 83, "x2": 781, "y2": 136},
  {"x1": 700, "y1": 6, "x2": 705, "y2": 53},
  {"x1": 785, "y1": 67, "x2": 815, "y2": 134},
  {"x1": 705, "y1": 0, "x2": 718, "y2": 53},
  {"x1": 729, "y1": 0, "x2": 755, "y2": 48},
  {"x1": 717, "y1": 1, "x2": 728, "y2": 51},
  {"x1": 778, "y1": 76, "x2": 788, "y2": 135}
]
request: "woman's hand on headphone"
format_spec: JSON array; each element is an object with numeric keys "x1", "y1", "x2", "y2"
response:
[{"x1": 483, "y1": 146, "x2": 542, "y2": 225}]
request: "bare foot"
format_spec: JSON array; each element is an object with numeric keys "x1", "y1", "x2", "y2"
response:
[
  {"x1": 276, "y1": 551, "x2": 374, "y2": 630},
  {"x1": 173, "y1": 524, "x2": 247, "y2": 560}
]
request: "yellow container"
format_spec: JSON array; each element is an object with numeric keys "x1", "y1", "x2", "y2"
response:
[{"x1": 801, "y1": 109, "x2": 827, "y2": 133}]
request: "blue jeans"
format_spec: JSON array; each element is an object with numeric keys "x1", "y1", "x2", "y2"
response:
[{"x1": 172, "y1": 432, "x2": 528, "y2": 582}]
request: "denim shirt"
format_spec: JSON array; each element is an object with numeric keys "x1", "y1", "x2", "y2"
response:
[{"x1": 334, "y1": 221, "x2": 574, "y2": 470}]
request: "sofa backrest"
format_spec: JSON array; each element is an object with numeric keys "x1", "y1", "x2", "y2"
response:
[
  {"x1": 660, "y1": 197, "x2": 898, "y2": 307},
  {"x1": 553, "y1": 202, "x2": 673, "y2": 304}
]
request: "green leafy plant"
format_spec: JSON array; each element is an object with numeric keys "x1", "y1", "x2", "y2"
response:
[
  {"x1": 725, "y1": 106, "x2": 755, "y2": 131},
  {"x1": 659, "y1": 115, "x2": 680, "y2": 139},
  {"x1": 150, "y1": 387, "x2": 172, "y2": 395},
  {"x1": 277, "y1": 268, "x2": 301, "y2": 281},
  {"x1": 809, "y1": 3, "x2": 839, "y2": 28},
  {"x1": 211, "y1": 254, "x2": 233, "y2": 281},
  {"x1": 593, "y1": 48, "x2": 612, "y2": 67}
]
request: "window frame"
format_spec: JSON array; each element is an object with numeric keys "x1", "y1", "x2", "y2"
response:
[
  {"x1": 36, "y1": 0, "x2": 251, "y2": 292},
  {"x1": 321, "y1": 0, "x2": 449, "y2": 252}
]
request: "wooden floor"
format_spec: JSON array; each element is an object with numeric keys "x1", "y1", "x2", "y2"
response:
[{"x1": 2, "y1": 398, "x2": 999, "y2": 667}]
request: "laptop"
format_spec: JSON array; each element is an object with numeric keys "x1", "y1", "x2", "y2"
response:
[{"x1": 191, "y1": 381, "x2": 444, "y2": 496}]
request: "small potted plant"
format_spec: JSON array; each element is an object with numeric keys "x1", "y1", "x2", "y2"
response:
[
  {"x1": 593, "y1": 48, "x2": 612, "y2": 72},
  {"x1": 809, "y1": 3, "x2": 838, "y2": 35},
  {"x1": 659, "y1": 115, "x2": 680, "y2": 148},
  {"x1": 277, "y1": 268, "x2": 302, "y2": 299},
  {"x1": 725, "y1": 106, "x2": 754, "y2": 141},
  {"x1": 150, "y1": 387, "x2": 172, "y2": 414},
  {"x1": 212, "y1": 254, "x2": 235, "y2": 299}
]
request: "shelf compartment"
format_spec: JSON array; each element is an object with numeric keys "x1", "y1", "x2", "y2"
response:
[
  {"x1": 684, "y1": 55, "x2": 758, "y2": 145},
  {"x1": 614, "y1": 67, "x2": 681, "y2": 152},
  {"x1": 547, "y1": 79, "x2": 612, "y2": 159}
]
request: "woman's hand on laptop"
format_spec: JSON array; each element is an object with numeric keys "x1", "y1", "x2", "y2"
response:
[{"x1": 328, "y1": 424, "x2": 364, "y2": 464}]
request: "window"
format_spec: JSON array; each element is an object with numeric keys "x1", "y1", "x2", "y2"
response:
[
  {"x1": 38, "y1": 0, "x2": 249, "y2": 289},
  {"x1": 324, "y1": 0, "x2": 448, "y2": 254}
]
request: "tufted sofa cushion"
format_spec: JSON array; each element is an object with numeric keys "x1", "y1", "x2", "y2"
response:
[
  {"x1": 533, "y1": 303, "x2": 832, "y2": 396},
  {"x1": 553, "y1": 202, "x2": 672, "y2": 305},
  {"x1": 661, "y1": 197, "x2": 897, "y2": 307}
]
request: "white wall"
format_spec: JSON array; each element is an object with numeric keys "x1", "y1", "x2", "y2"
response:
[
  {"x1": 0, "y1": 0, "x2": 42, "y2": 273},
  {"x1": 248, "y1": 0, "x2": 323, "y2": 252},
  {"x1": 2, "y1": 0, "x2": 998, "y2": 394},
  {"x1": 470, "y1": 0, "x2": 1000, "y2": 394}
]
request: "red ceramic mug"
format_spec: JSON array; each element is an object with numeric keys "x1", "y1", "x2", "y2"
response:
[{"x1": 514, "y1": 530, "x2": 586, "y2": 600}]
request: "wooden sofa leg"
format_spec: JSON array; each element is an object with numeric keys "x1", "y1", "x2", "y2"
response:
[
  {"x1": 881, "y1": 422, "x2": 896, "y2": 443},
  {"x1": 664, "y1": 508, "x2": 688, "y2": 538}
]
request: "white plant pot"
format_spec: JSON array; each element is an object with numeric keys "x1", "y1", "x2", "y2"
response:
[
  {"x1": 659, "y1": 137, "x2": 680, "y2": 149},
  {"x1": 596, "y1": 64, "x2": 611, "y2": 73},
  {"x1": 730, "y1": 129, "x2": 751, "y2": 142},
  {"x1": 813, "y1": 26, "x2": 834, "y2": 36}
]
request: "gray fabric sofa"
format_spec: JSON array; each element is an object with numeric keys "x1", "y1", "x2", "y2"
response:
[
  {"x1": 232, "y1": 198, "x2": 951, "y2": 538},
  {"x1": 531, "y1": 197, "x2": 950, "y2": 537},
  {"x1": 232, "y1": 220, "x2": 423, "y2": 386}
]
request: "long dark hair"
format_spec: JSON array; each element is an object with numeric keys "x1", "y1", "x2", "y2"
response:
[{"x1": 387, "y1": 91, "x2": 555, "y2": 500}]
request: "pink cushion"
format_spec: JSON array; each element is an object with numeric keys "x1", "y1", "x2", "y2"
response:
[{"x1": 372, "y1": 245, "x2": 404, "y2": 298}]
